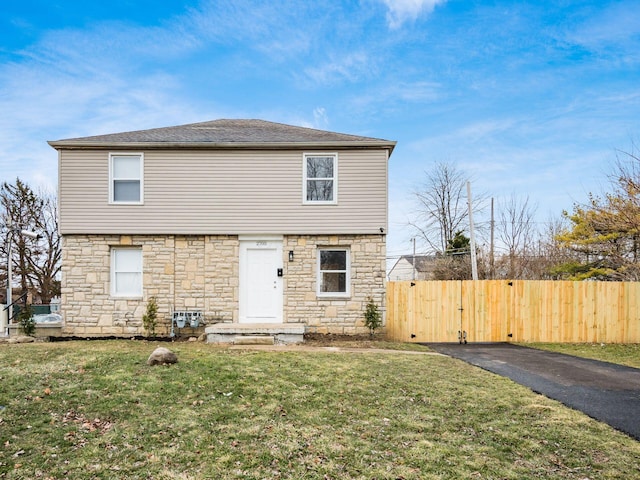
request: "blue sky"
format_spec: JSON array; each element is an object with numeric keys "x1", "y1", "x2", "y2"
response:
[{"x1": 1, "y1": 0, "x2": 639, "y2": 259}]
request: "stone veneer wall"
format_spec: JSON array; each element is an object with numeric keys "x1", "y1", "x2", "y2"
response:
[
  {"x1": 283, "y1": 234, "x2": 386, "y2": 334},
  {"x1": 61, "y1": 234, "x2": 238, "y2": 336},
  {"x1": 61, "y1": 233, "x2": 385, "y2": 336}
]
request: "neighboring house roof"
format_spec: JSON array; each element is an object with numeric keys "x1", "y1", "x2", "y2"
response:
[
  {"x1": 397, "y1": 255, "x2": 437, "y2": 272},
  {"x1": 388, "y1": 255, "x2": 438, "y2": 281},
  {"x1": 48, "y1": 119, "x2": 396, "y2": 152}
]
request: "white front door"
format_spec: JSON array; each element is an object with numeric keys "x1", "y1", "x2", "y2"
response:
[{"x1": 239, "y1": 239, "x2": 283, "y2": 323}]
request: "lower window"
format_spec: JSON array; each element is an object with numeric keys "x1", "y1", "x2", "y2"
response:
[
  {"x1": 111, "y1": 247, "x2": 142, "y2": 297},
  {"x1": 317, "y1": 248, "x2": 350, "y2": 297}
]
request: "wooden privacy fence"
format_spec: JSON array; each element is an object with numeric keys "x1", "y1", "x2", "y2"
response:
[{"x1": 385, "y1": 280, "x2": 640, "y2": 343}]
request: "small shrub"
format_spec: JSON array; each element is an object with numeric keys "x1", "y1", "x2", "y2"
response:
[
  {"x1": 18, "y1": 304, "x2": 35, "y2": 336},
  {"x1": 142, "y1": 297, "x2": 158, "y2": 337},
  {"x1": 363, "y1": 296, "x2": 382, "y2": 336}
]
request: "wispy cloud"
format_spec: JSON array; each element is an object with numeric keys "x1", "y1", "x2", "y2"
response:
[
  {"x1": 302, "y1": 51, "x2": 376, "y2": 86},
  {"x1": 382, "y1": 0, "x2": 447, "y2": 29},
  {"x1": 183, "y1": 0, "x2": 314, "y2": 60},
  {"x1": 313, "y1": 107, "x2": 330, "y2": 129},
  {"x1": 386, "y1": 81, "x2": 443, "y2": 103},
  {"x1": 345, "y1": 81, "x2": 443, "y2": 119},
  {"x1": 564, "y1": 1, "x2": 640, "y2": 50}
]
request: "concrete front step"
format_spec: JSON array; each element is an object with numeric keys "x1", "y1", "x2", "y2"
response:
[
  {"x1": 205, "y1": 323, "x2": 305, "y2": 345},
  {"x1": 233, "y1": 335, "x2": 275, "y2": 345}
]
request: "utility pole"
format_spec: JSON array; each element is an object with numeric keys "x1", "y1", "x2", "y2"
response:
[
  {"x1": 412, "y1": 237, "x2": 416, "y2": 281},
  {"x1": 467, "y1": 182, "x2": 478, "y2": 280},
  {"x1": 4, "y1": 226, "x2": 13, "y2": 336}
]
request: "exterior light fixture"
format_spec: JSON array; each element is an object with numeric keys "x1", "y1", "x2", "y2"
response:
[{"x1": 288, "y1": 250, "x2": 294, "y2": 262}]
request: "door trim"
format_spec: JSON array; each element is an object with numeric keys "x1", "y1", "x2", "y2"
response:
[{"x1": 238, "y1": 234, "x2": 284, "y2": 241}]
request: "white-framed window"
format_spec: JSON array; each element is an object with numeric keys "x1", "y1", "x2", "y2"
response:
[
  {"x1": 109, "y1": 153, "x2": 143, "y2": 204},
  {"x1": 303, "y1": 153, "x2": 337, "y2": 204},
  {"x1": 317, "y1": 248, "x2": 350, "y2": 297},
  {"x1": 111, "y1": 247, "x2": 143, "y2": 297}
]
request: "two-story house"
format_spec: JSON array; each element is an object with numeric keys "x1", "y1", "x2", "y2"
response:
[{"x1": 49, "y1": 119, "x2": 395, "y2": 342}]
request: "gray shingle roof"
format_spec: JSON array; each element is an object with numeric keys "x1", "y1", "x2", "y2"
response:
[
  {"x1": 399, "y1": 255, "x2": 437, "y2": 272},
  {"x1": 48, "y1": 119, "x2": 396, "y2": 151}
]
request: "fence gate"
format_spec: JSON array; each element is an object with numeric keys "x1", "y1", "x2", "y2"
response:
[
  {"x1": 385, "y1": 280, "x2": 514, "y2": 343},
  {"x1": 386, "y1": 281, "x2": 465, "y2": 343}
]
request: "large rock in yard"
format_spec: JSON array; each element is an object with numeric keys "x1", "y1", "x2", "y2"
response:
[
  {"x1": 147, "y1": 347, "x2": 178, "y2": 366},
  {"x1": 9, "y1": 336, "x2": 35, "y2": 344}
]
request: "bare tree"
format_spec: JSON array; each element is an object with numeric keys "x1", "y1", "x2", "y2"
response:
[
  {"x1": 28, "y1": 191, "x2": 61, "y2": 303},
  {"x1": 495, "y1": 194, "x2": 538, "y2": 279},
  {"x1": 1, "y1": 179, "x2": 61, "y2": 304},
  {"x1": 410, "y1": 162, "x2": 471, "y2": 253},
  {"x1": 535, "y1": 216, "x2": 577, "y2": 279},
  {"x1": 609, "y1": 146, "x2": 640, "y2": 238}
]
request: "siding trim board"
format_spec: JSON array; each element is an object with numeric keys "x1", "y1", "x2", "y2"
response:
[{"x1": 50, "y1": 142, "x2": 395, "y2": 151}]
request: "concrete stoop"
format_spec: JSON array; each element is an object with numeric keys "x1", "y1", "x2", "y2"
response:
[{"x1": 205, "y1": 323, "x2": 305, "y2": 345}]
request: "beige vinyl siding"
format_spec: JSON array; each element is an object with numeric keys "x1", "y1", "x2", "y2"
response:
[{"x1": 59, "y1": 149, "x2": 388, "y2": 235}]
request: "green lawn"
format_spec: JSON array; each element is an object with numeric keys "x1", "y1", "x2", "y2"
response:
[
  {"x1": 525, "y1": 343, "x2": 640, "y2": 369},
  {"x1": 1, "y1": 340, "x2": 639, "y2": 479}
]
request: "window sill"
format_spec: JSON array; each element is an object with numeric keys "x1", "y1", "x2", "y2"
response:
[
  {"x1": 317, "y1": 293, "x2": 351, "y2": 300},
  {"x1": 111, "y1": 295, "x2": 143, "y2": 300}
]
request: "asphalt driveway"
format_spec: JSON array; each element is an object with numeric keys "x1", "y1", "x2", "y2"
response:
[{"x1": 424, "y1": 343, "x2": 640, "y2": 441}]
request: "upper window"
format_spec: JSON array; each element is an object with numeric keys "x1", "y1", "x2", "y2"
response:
[
  {"x1": 317, "y1": 248, "x2": 350, "y2": 297},
  {"x1": 303, "y1": 153, "x2": 337, "y2": 204},
  {"x1": 111, "y1": 247, "x2": 143, "y2": 297},
  {"x1": 110, "y1": 153, "x2": 143, "y2": 204}
]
